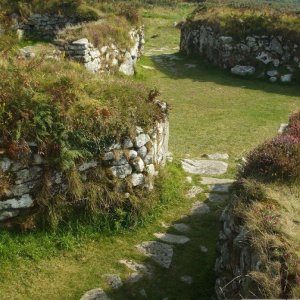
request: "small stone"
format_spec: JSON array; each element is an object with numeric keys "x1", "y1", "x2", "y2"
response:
[
  {"x1": 186, "y1": 186, "x2": 203, "y2": 198},
  {"x1": 190, "y1": 202, "x2": 210, "y2": 216},
  {"x1": 131, "y1": 173, "x2": 144, "y2": 187},
  {"x1": 256, "y1": 51, "x2": 272, "y2": 64},
  {"x1": 73, "y1": 38, "x2": 89, "y2": 46},
  {"x1": 123, "y1": 138, "x2": 133, "y2": 149},
  {"x1": 132, "y1": 157, "x2": 145, "y2": 172},
  {"x1": 200, "y1": 245, "x2": 208, "y2": 253},
  {"x1": 135, "y1": 134, "x2": 150, "y2": 148},
  {"x1": 80, "y1": 288, "x2": 110, "y2": 300},
  {"x1": 182, "y1": 159, "x2": 228, "y2": 175},
  {"x1": 172, "y1": 223, "x2": 190, "y2": 233},
  {"x1": 180, "y1": 275, "x2": 193, "y2": 285},
  {"x1": 205, "y1": 193, "x2": 229, "y2": 203},
  {"x1": 0, "y1": 157, "x2": 11, "y2": 172},
  {"x1": 270, "y1": 76, "x2": 277, "y2": 83},
  {"x1": 154, "y1": 233, "x2": 190, "y2": 244},
  {"x1": 139, "y1": 289, "x2": 147, "y2": 297},
  {"x1": 0, "y1": 194, "x2": 34, "y2": 210},
  {"x1": 119, "y1": 259, "x2": 151, "y2": 275},
  {"x1": 127, "y1": 272, "x2": 143, "y2": 284},
  {"x1": 136, "y1": 241, "x2": 173, "y2": 269},
  {"x1": 231, "y1": 65, "x2": 255, "y2": 76},
  {"x1": 0, "y1": 210, "x2": 19, "y2": 221},
  {"x1": 278, "y1": 123, "x2": 288, "y2": 134},
  {"x1": 166, "y1": 151, "x2": 173, "y2": 162},
  {"x1": 186, "y1": 176, "x2": 192, "y2": 184},
  {"x1": 266, "y1": 70, "x2": 279, "y2": 77},
  {"x1": 103, "y1": 152, "x2": 114, "y2": 161},
  {"x1": 102, "y1": 274, "x2": 123, "y2": 289},
  {"x1": 146, "y1": 164, "x2": 156, "y2": 177},
  {"x1": 78, "y1": 160, "x2": 98, "y2": 172},
  {"x1": 280, "y1": 74, "x2": 292, "y2": 83},
  {"x1": 110, "y1": 164, "x2": 132, "y2": 179},
  {"x1": 127, "y1": 150, "x2": 138, "y2": 160},
  {"x1": 137, "y1": 146, "x2": 147, "y2": 158}
]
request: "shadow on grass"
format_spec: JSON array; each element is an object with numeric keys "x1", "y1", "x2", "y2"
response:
[
  {"x1": 79, "y1": 199, "x2": 222, "y2": 300},
  {"x1": 149, "y1": 52, "x2": 300, "y2": 98}
]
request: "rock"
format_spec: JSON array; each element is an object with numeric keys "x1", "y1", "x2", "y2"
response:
[
  {"x1": 0, "y1": 210, "x2": 20, "y2": 221},
  {"x1": 269, "y1": 38, "x2": 283, "y2": 55},
  {"x1": 131, "y1": 173, "x2": 144, "y2": 187},
  {"x1": 0, "y1": 194, "x2": 34, "y2": 210},
  {"x1": 146, "y1": 164, "x2": 156, "y2": 177},
  {"x1": 186, "y1": 176, "x2": 192, "y2": 184},
  {"x1": 136, "y1": 241, "x2": 173, "y2": 268},
  {"x1": 231, "y1": 65, "x2": 255, "y2": 76},
  {"x1": 166, "y1": 151, "x2": 174, "y2": 162},
  {"x1": 135, "y1": 134, "x2": 151, "y2": 148},
  {"x1": 205, "y1": 193, "x2": 229, "y2": 203},
  {"x1": 184, "y1": 64, "x2": 197, "y2": 68},
  {"x1": 80, "y1": 288, "x2": 110, "y2": 300},
  {"x1": 200, "y1": 245, "x2": 208, "y2": 253},
  {"x1": 154, "y1": 233, "x2": 190, "y2": 244},
  {"x1": 180, "y1": 275, "x2": 193, "y2": 285},
  {"x1": 139, "y1": 289, "x2": 147, "y2": 297},
  {"x1": 103, "y1": 152, "x2": 114, "y2": 161},
  {"x1": 270, "y1": 76, "x2": 277, "y2": 83},
  {"x1": 256, "y1": 51, "x2": 272, "y2": 64},
  {"x1": 127, "y1": 272, "x2": 143, "y2": 284},
  {"x1": 110, "y1": 164, "x2": 132, "y2": 179},
  {"x1": 182, "y1": 159, "x2": 228, "y2": 175},
  {"x1": 172, "y1": 223, "x2": 190, "y2": 233},
  {"x1": 141, "y1": 65, "x2": 155, "y2": 70},
  {"x1": 127, "y1": 150, "x2": 138, "y2": 160},
  {"x1": 278, "y1": 123, "x2": 288, "y2": 134},
  {"x1": 102, "y1": 274, "x2": 123, "y2": 289},
  {"x1": 15, "y1": 167, "x2": 42, "y2": 184},
  {"x1": 219, "y1": 36, "x2": 233, "y2": 44},
  {"x1": 78, "y1": 160, "x2": 98, "y2": 172},
  {"x1": 73, "y1": 38, "x2": 89, "y2": 47},
  {"x1": 186, "y1": 186, "x2": 203, "y2": 198},
  {"x1": 190, "y1": 202, "x2": 210, "y2": 216},
  {"x1": 266, "y1": 70, "x2": 279, "y2": 77},
  {"x1": 123, "y1": 138, "x2": 133, "y2": 149},
  {"x1": 280, "y1": 74, "x2": 292, "y2": 83},
  {"x1": 132, "y1": 157, "x2": 145, "y2": 172},
  {"x1": 0, "y1": 157, "x2": 11, "y2": 172},
  {"x1": 119, "y1": 52, "x2": 134, "y2": 76},
  {"x1": 200, "y1": 177, "x2": 234, "y2": 185},
  {"x1": 204, "y1": 153, "x2": 229, "y2": 160},
  {"x1": 137, "y1": 146, "x2": 147, "y2": 158},
  {"x1": 119, "y1": 259, "x2": 151, "y2": 275}
]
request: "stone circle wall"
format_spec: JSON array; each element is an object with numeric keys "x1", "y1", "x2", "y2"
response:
[
  {"x1": 55, "y1": 26, "x2": 145, "y2": 75},
  {"x1": 180, "y1": 23, "x2": 300, "y2": 82},
  {"x1": 0, "y1": 101, "x2": 169, "y2": 224}
]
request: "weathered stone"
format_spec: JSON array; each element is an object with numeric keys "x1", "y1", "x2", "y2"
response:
[
  {"x1": 132, "y1": 157, "x2": 145, "y2": 172},
  {"x1": 154, "y1": 233, "x2": 190, "y2": 244},
  {"x1": 0, "y1": 194, "x2": 34, "y2": 210},
  {"x1": 219, "y1": 36, "x2": 233, "y2": 44},
  {"x1": 80, "y1": 288, "x2": 110, "y2": 300},
  {"x1": 73, "y1": 38, "x2": 89, "y2": 46},
  {"x1": 135, "y1": 134, "x2": 151, "y2": 148},
  {"x1": 146, "y1": 164, "x2": 156, "y2": 177},
  {"x1": 78, "y1": 160, "x2": 98, "y2": 172},
  {"x1": 0, "y1": 210, "x2": 19, "y2": 221},
  {"x1": 123, "y1": 138, "x2": 133, "y2": 149},
  {"x1": 205, "y1": 193, "x2": 229, "y2": 203},
  {"x1": 269, "y1": 38, "x2": 283, "y2": 55},
  {"x1": 127, "y1": 272, "x2": 144, "y2": 284},
  {"x1": 119, "y1": 52, "x2": 134, "y2": 76},
  {"x1": 119, "y1": 259, "x2": 151, "y2": 274},
  {"x1": 127, "y1": 150, "x2": 138, "y2": 160},
  {"x1": 231, "y1": 65, "x2": 255, "y2": 76},
  {"x1": 182, "y1": 159, "x2": 228, "y2": 175},
  {"x1": 136, "y1": 241, "x2": 173, "y2": 268},
  {"x1": 131, "y1": 173, "x2": 144, "y2": 187},
  {"x1": 186, "y1": 176, "x2": 192, "y2": 184},
  {"x1": 200, "y1": 177, "x2": 234, "y2": 185},
  {"x1": 172, "y1": 223, "x2": 190, "y2": 233},
  {"x1": 102, "y1": 274, "x2": 123, "y2": 289},
  {"x1": 256, "y1": 51, "x2": 272, "y2": 64},
  {"x1": 180, "y1": 275, "x2": 193, "y2": 285},
  {"x1": 266, "y1": 70, "x2": 279, "y2": 77},
  {"x1": 110, "y1": 164, "x2": 132, "y2": 179},
  {"x1": 103, "y1": 152, "x2": 114, "y2": 161},
  {"x1": 186, "y1": 186, "x2": 203, "y2": 198},
  {"x1": 190, "y1": 202, "x2": 210, "y2": 216},
  {"x1": 270, "y1": 76, "x2": 277, "y2": 83},
  {"x1": 278, "y1": 123, "x2": 288, "y2": 134},
  {"x1": 0, "y1": 157, "x2": 11, "y2": 172},
  {"x1": 15, "y1": 167, "x2": 42, "y2": 184},
  {"x1": 204, "y1": 153, "x2": 229, "y2": 160},
  {"x1": 200, "y1": 245, "x2": 208, "y2": 253},
  {"x1": 280, "y1": 74, "x2": 292, "y2": 83},
  {"x1": 137, "y1": 146, "x2": 147, "y2": 158}
]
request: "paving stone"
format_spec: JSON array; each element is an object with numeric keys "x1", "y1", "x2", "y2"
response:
[
  {"x1": 200, "y1": 177, "x2": 235, "y2": 185},
  {"x1": 80, "y1": 288, "x2": 110, "y2": 300},
  {"x1": 180, "y1": 275, "x2": 193, "y2": 285},
  {"x1": 102, "y1": 274, "x2": 123, "y2": 289},
  {"x1": 136, "y1": 241, "x2": 173, "y2": 269},
  {"x1": 200, "y1": 245, "x2": 208, "y2": 253},
  {"x1": 154, "y1": 233, "x2": 190, "y2": 244},
  {"x1": 119, "y1": 259, "x2": 151, "y2": 275},
  {"x1": 190, "y1": 202, "x2": 210, "y2": 216},
  {"x1": 207, "y1": 183, "x2": 232, "y2": 193},
  {"x1": 186, "y1": 186, "x2": 203, "y2": 198},
  {"x1": 172, "y1": 223, "x2": 190, "y2": 233},
  {"x1": 203, "y1": 153, "x2": 229, "y2": 160},
  {"x1": 126, "y1": 272, "x2": 144, "y2": 284},
  {"x1": 205, "y1": 193, "x2": 229, "y2": 203},
  {"x1": 182, "y1": 159, "x2": 228, "y2": 175}
]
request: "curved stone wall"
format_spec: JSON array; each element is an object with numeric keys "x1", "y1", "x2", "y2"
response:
[
  {"x1": 180, "y1": 23, "x2": 300, "y2": 82},
  {"x1": 0, "y1": 101, "x2": 169, "y2": 224}
]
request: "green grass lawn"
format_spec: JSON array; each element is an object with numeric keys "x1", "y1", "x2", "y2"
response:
[{"x1": 0, "y1": 4, "x2": 300, "y2": 300}]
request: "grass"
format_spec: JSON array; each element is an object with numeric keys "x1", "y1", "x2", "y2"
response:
[{"x1": 0, "y1": 3, "x2": 300, "y2": 299}]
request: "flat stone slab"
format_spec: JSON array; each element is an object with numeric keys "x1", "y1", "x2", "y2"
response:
[
  {"x1": 154, "y1": 233, "x2": 190, "y2": 244},
  {"x1": 102, "y1": 274, "x2": 123, "y2": 289},
  {"x1": 180, "y1": 275, "x2": 193, "y2": 285},
  {"x1": 136, "y1": 241, "x2": 173, "y2": 269},
  {"x1": 186, "y1": 186, "x2": 203, "y2": 198},
  {"x1": 182, "y1": 159, "x2": 228, "y2": 175},
  {"x1": 141, "y1": 65, "x2": 155, "y2": 70},
  {"x1": 172, "y1": 223, "x2": 190, "y2": 233},
  {"x1": 200, "y1": 177, "x2": 235, "y2": 185},
  {"x1": 203, "y1": 153, "x2": 229, "y2": 160},
  {"x1": 205, "y1": 193, "x2": 229, "y2": 203},
  {"x1": 207, "y1": 183, "x2": 232, "y2": 193},
  {"x1": 190, "y1": 202, "x2": 210, "y2": 216},
  {"x1": 119, "y1": 259, "x2": 151, "y2": 275},
  {"x1": 80, "y1": 288, "x2": 110, "y2": 300}
]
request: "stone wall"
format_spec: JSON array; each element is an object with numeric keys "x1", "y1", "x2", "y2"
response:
[
  {"x1": 55, "y1": 26, "x2": 145, "y2": 75},
  {"x1": 0, "y1": 101, "x2": 169, "y2": 224},
  {"x1": 180, "y1": 23, "x2": 300, "y2": 82},
  {"x1": 20, "y1": 14, "x2": 76, "y2": 40}
]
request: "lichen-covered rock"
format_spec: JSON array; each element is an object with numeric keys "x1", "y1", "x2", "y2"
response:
[{"x1": 231, "y1": 65, "x2": 255, "y2": 76}]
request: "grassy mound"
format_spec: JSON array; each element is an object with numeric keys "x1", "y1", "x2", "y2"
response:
[{"x1": 185, "y1": 5, "x2": 300, "y2": 42}]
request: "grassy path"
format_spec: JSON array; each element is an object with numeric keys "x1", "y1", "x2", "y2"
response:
[{"x1": 0, "y1": 5, "x2": 300, "y2": 300}]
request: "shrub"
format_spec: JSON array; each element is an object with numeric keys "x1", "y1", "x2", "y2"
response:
[
  {"x1": 232, "y1": 179, "x2": 266, "y2": 203},
  {"x1": 117, "y1": 3, "x2": 140, "y2": 25},
  {"x1": 240, "y1": 133, "x2": 300, "y2": 182}
]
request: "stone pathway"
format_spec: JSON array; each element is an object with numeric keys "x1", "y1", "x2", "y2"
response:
[{"x1": 181, "y1": 159, "x2": 228, "y2": 175}]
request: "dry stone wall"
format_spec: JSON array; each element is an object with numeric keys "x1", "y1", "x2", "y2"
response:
[
  {"x1": 55, "y1": 26, "x2": 145, "y2": 75},
  {"x1": 180, "y1": 23, "x2": 300, "y2": 82},
  {"x1": 0, "y1": 101, "x2": 169, "y2": 224}
]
